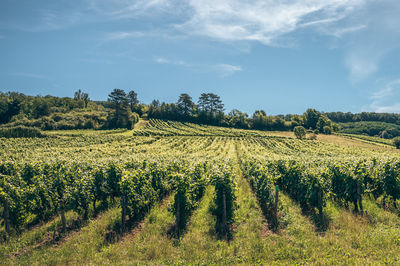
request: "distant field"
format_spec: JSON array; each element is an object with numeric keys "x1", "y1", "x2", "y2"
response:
[{"x1": 1, "y1": 119, "x2": 400, "y2": 264}]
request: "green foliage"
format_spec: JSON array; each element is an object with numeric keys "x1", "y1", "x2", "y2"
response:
[
  {"x1": 241, "y1": 160, "x2": 275, "y2": 221},
  {"x1": 0, "y1": 126, "x2": 43, "y2": 138},
  {"x1": 177, "y1": 93, "x2": 195, "y2": 118},
  {"x1": 170, "y1": 164, "x2": 208, "y2": 231},
  {"x1": 293, "y1": 126, "x2": 306, "y2": 139},
  {"x1": 393, "y1": 137, "x2": 400, "y2": 149},
  {"x1": 339, "y1": 121, "x2": 400, "y2": 138},
  {"x1": 274, "y1": 160, "x2": 327, "y2": 212},
  {"x1": 119, "y1": 169, "x2": 157, "y2": 223},
  {"x1": 210, "y1": 164, "x2": 237, "y2": 238},
  {"x1": 323, "y1": 125, "x2": 332, "y2": 135},
  {"x1": 303, "y1": 108, "x2": 320, "y2": 129},
  {"x1": 107, "y1": 89, "x2": 134, "y2": 129},
  {"x1": 2, "y1": 120, "x2": 400, "y2": 264}
]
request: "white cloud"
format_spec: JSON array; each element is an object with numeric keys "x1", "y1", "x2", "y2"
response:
[
  {"x1": 371, "y1": 80, "x2": 400, "y2": 100},
  {"x1": 102, "y1": 29, "x2": 186, "y2": 42},
  {"x1": 369, "y1": 103, "x2": 400, "y2": 113},
  {"x1": 15, "y1": 0, "x2": 366, "y2": 43},
  {"x1": 154, "y1": 56, "x2": 242, "y2": 77},
  {"x1": 369, "y1": 79, "x2": 400, "y2": 112},
  {"x1": 103, "y1": 31, "x2": 146, "y2": 41},
  {"x1": 5, "y1": 0, "x2": 400, "y2": 84},
  {"x1": 177, "y1": 0, "x2": 366, "y2": 45},
  {"x1": 88, "y1": 0, "x2": 180, "y2": 19},
  {"x1": 342, "y1": 0, "x2": 400, "y2": 82},
  {"x1": 345, "y1": 51, "x2": 380, "y2": 83},
  {"x1": 323, "y1": 24, "x2": 367, "y2": 38},
  {"x1": 214, "y1": 64, "x2": 242, "y2": 77},
  {"x1": 154, "y1": 56, "x2": 189, "y2": 66}
]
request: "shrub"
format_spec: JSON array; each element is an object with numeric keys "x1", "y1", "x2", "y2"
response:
[
  {"x1": 393, "y1": 137, "x2": 400, "y2": 149},
  {"x1": 380, "y1": 130, "x2": 390, "y2": 139},
  {"x1": 323, "y1": 126, "x2": 332, "y2": 135},
  {"x1": 0, "y1": 126, "x2": 43, "y2": 138},
  {"x1": 294, "y1": 126, "x2": 306, "y2": 140}
]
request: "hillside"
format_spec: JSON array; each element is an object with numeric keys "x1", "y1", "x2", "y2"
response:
[{"x1": 1, "y1": 120, "x2": 400, "y2": 264}]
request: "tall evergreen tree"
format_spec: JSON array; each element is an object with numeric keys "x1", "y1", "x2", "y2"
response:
[
  {"x1": 127, "y1": 90, "x2": 139, "y2": 112},
  {"x1": 108, "y1": 89, "x2": 132, "y2": 128},
  {"x1": 197, "y1": 93, "x2": 224, "y2": 123},
  {"x1": 177, "y1": 93, "x2": 195, "y2": 117}
]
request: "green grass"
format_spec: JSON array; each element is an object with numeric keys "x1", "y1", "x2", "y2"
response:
[{"x1": 4, "y1": 207, "x2": 121, "y2": 265}]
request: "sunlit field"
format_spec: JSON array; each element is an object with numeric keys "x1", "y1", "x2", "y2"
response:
[{"x1": 1, "y1": 120, "x2": 400, "y2": 264}]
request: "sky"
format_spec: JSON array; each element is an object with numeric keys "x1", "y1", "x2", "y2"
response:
[{"x1": 0, "y1": 0, "x2": 400, "y2": 115}]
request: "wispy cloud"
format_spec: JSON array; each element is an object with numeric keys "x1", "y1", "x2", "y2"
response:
[
  {"x1": 154, "y1": 56, "x2": 189, "y2": 66},
  {"x1": 102, "y1": 30, "x2": 185, "y2": 42},
  {"x1": 369, "y1": 103, "x2": 400, "y2": 113},
  {"x1": 316, "y1": 24, "x2": 367, "y2": 38},
  {"x1": 103, "y1": 31, "x2": 147, "y2": 41},
  {"x1": 88, "y1": 0, "x2": 177, "y2": 19},
  {"x1": 176, "y1": 0, "x2": 365, "y2": 45},
  {"x1": 371, "y1": 80, "x2": 400, "y2": 100},
  {"x1": 214, "y1": 64, "x2": 242, "y2": 77},
  {"x1": 154, "y1": 56, "x2": 242, "y2": 77},
  {"x1": 341, "y1": 0, "x2": 400, "y2": 82},
  {"x1": 3, "y1": 0, "x2": 399, "y2": 84},
  {"x1": 345, "y1": 51, "x2": 380, "y2": 83},
  {"x1": 368, "y1": 79, "x2": 400, "y2": 112}
]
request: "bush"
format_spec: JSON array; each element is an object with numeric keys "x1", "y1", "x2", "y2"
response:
[
  {"x1": 380, "y1": 130, "x2": 390, "y2": 139},
  {"x1": 393, "y1": 137, "x2": 400, "y2": 149},
  {"x1": 0, "y1": 126, "x2": 43, "y2": 138},
  {"x1": 294, "y1": 126, "x2": 306, "y2": 140},
  {"x1": 323, "y1": 126, "x2": 332, "y2": 135}
]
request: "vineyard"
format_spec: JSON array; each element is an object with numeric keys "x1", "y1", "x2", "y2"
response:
[{"x1": 1, "y1": 119, "x2": 400, "y2": 264}]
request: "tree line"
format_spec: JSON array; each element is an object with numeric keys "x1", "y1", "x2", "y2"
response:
[{"x1": 0, "y1": 89, "x2": 375, "y2": 134}]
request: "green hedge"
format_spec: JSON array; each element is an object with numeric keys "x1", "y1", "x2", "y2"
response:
[{"x1": 0, "y1": 126, "x2": 44, "y2": 138}]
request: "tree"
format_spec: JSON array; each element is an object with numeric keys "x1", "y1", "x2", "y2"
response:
[
  {"x1": 0, "y1": 93, "x2": 21, "y2": 123},
  {"x1": 197, "y1": 93, "x2": 224, "y2": 123},
  {"x1": 228, "y1": 109, "x2": 249, "y2": 129},
  {"x1": 127, "y1": 90, "x2": 139, "y2": 112},
  {"x1": 74, "y1": 89, "x2": 83, "y2": 100},
  {"x1": 107, "y1": 89, "x2": 134, "y2": 129},
  {"x1": 198, "y1": 93, "x2": 210, "y2": 113},
  {"x1": 303, "y1": 108, "x2": 320, "y2": 129},
  {"x1": 208, "y1": 93, "x2": 224, "y2": 116},
  {"x1": 74, "y1": 89, "x2": 90, "y2": 108},
  {"x1": 32, "y1": 98, "x2": 50, "y2": 118},
  {"x1": 252, "y1": 110, "x2": 267, "y2": 130},
  {"x1": 273, "y1": 117, "x2": 286, "y2": 131},
  {"x1": 294, "y1": 126, "x2": 306, "y2": 140},
  {"x1": 316, "y1": 115, "x2": 332, "y2": 132},
  {"x1": 82, "y1": 93, "x2": 90, "y2": 108},
  {"x1": 177, "y1": 93, "x2": 195, "y2": 118}
]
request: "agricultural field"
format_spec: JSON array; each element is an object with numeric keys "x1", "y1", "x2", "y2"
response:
[{"x1": 1, "y1": 119, "x2": 400, "y2": 265}]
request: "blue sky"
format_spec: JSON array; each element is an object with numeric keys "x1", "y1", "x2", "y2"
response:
[{"x1": 1, "y1": 0, "x2": 400, "y2": 115}]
